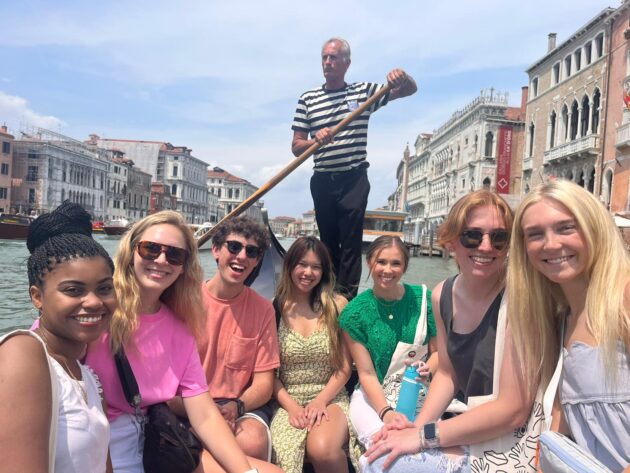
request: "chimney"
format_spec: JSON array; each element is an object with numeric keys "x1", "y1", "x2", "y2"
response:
[
  {"x1": 521, "y1": 86, "x2": 529, "y2": 116},
  {"x1": 548, "y1": 33, "x2": 557, "y2": 52}
]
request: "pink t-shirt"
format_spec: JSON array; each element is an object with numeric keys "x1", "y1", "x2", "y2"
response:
[
  {"x1": 198, "y1": 283, "x2": 280, "y2": 399},
  {"x1": 86, "y1": 305, "x2": 208, "y2": 421}
]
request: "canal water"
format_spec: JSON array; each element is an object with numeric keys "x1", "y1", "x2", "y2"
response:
[{"x1": 0, "y1": 236, "x2": 457, "y2": 334}]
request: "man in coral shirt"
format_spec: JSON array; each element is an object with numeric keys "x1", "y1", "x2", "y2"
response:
[{"x1": 198, "y1": 215, "x2": 280, "y2": 462}]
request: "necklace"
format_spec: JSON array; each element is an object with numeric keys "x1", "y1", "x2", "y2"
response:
[
  {"x1": 375, "y1": 297, "x2": 401, "y2": 320},
  {"x1": 37, "y1": 330, "x2": 88, "y2": 404},
  {"x1": 53, "y1": 355, "x2": 89, "y2": 404}
]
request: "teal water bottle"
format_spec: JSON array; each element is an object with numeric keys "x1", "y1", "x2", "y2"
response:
[{"x1": 395, "y1": 365, "x2": 424, "y2": 421}]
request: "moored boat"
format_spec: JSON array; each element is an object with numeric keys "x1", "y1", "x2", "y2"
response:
[
  {"x1": 192, "y1": 222, "x2": 215, "y2": 251},
  {"x1": 0, "y1": 213, "x2": 34, "y2": 240},
  {"x1": 103, "y1": 218, "x2": 130, "y2": 236},
  {"x1": 362, "y1": 209, "x2": 407, "y2": 247},
  {"x1": 92, "y1": 221, "x2": 105, "y2": 234}
]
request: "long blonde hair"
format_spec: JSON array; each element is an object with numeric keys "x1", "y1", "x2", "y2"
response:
[
  {"x1": 275, "y1": 237, "x2": 345, "y2": 372},
  {"x1": 507, "y1": 180, "x2": 630, "y2": 387},
  {"x1": 109, "y1": 211, "x2": 205, "y2": 354}
]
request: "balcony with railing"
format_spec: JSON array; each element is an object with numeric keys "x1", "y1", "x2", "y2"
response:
[
  {"x1": 616, "y1": 122, "x2": 630, "y2": 150},
  {"x1": 522, "y1": 157, "x2": 533, "y2": 171},
  {"x1": 543, "y1": 134, "x2": 599, "y2": 165}
]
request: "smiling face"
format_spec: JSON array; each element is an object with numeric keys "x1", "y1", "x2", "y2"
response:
[
  {"x1": 212, "y1": 232, "x2": 261, "y2": 287},
  {"x1": 31, "y1": 256, "x2": 116, "y2": 345},
  {"x1": 368, "y1": 245, "x2": 406, "y2": 295},
  {"x1": 133, "y1": 223, "x2": 186, "y2": 299},
  {"x1": 521, "y1": 198, "x2": 588, "y2": 290},
  {"x1": 452, "y1": 204, "x2": 508, "y2": 280},
  {"x1": 290, "y1": 249, "x2": 323, "y2": 295}
]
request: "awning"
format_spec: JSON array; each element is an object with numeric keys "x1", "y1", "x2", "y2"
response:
[{"x1": 614, "y1": 214, "x2": 630, "y2": 228}]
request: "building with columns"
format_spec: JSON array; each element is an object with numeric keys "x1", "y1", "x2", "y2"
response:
[
  {"x1": 207, "y1": 166, "x2": 263, "y2": 221},
  {"x1": 12, "y1": 127, "x2": 108, "y2": 218},
  {"x1": 523, "y1": 9, "x2": 612, "y2": 195}
]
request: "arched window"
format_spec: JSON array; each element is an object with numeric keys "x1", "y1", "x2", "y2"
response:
[
  {"x1": 528, "y1": 123, "x2": 535, "y2": 156},
  {"x1": 581, "y1": 95, "x2": 590, "y2": 136},
  {"x1": 549, "y1": 111, "x2": 557, "y2": 148},
  {"x1": 570, "y1": 100, "x2": 579, "y2": 140},
  {"x1": 482, "y1": 177, "x2": 491, "y2": 189},
  {"x1": 171, "y1": 184, "x2": 177, "y2": 196},
  {"x1": 484, "y1": 132, "x2": 494, "y2": 157},
  {"x1": 592, "y1": 89, "x2": 601, "y2": 134},
  {"x1": 587, "y1": 168, "x2": 595, "y2": 193},
  {"x1": 603, "y1": 168, "x2": 613, "y2": 208}
]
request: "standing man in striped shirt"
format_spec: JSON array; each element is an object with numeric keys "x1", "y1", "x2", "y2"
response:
[{"x1": 291, "y1": 37, "x2": 417, "y2": 299}]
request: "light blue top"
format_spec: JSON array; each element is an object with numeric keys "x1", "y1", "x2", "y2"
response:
[{"x1": 561, "y1": 341, "x2": 630, "y2": 472}]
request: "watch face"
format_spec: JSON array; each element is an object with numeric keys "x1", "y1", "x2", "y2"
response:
[{"x1": 424, "y1": 422, "x2": 436, "y2": 440}]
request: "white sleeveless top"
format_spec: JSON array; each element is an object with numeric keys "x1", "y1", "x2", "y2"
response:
[{"x1": 0, "y1": 330, "x2": 110, "y2": 473}]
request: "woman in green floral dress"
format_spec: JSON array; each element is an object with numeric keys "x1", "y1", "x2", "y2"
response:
[{"x1": 271, "y1": 237, "x2": 353, "y2": 473}]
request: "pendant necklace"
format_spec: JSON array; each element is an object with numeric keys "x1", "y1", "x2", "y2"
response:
[
  {"x1": 375, "y1": 297, "x2": 399, "y2": 320},
  {"x1": 38, "y1": 330, "x2": 88, "y2": 404}
]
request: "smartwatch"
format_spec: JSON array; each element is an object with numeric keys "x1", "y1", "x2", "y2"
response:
[
  {"x1": 234, "y1": 398, "x2": 245, "y2": 417},
  {"x1": 422, "y1": 422, "x2": 440, "y2": 449}
]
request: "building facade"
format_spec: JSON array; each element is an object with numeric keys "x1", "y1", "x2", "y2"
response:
[
  {"x1": 523, "y1": 10, "x2": 612, "y2": 195},
  {"x1": 270, "y1": 216, "x2": 296, "y2": 236},
  {"x1": 127, "y1": 165, "x2": 152, "y2": 221},
  {"x1": 12, "y1": 128, "x2": 108, "y2": 218},
  {"x1": 0, "y1": 126, "x2": 14, "y2": 213},
  {"x1": 207, "y1": 167, "x2": 263, "y2": 221}
]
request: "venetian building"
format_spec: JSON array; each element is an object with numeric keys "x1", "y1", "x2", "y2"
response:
[
  {"x1": 207, "y1": 166, "x2": 263, "y2": 221},
  {"x1": 522, "y1": 8, "x2": 613, "y2": 194},
  {"x1": 0, "y1": 125, "x2": 14, "y2": 213},
  {"x1": 426, "y1": 89, "x2": 525, "y2": 232},
  {"x1": 403, "y1": 134, "x2": 431, "y2": 245},
  {"x1": 603, "y1": 1, "x2": 630, "y2": 215}
]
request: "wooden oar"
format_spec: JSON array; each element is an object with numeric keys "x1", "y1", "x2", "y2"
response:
[{"x1": 197, "y1": 83, "x2": 392, "y2": 248}]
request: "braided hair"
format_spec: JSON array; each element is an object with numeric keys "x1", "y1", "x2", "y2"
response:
[{"x1": 26, "y1": 201, "x2": 114, "y2": 287}]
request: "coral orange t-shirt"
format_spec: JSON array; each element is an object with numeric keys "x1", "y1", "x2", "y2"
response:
[{"x1": 198, "y1": 283, "x2": 280, "y2": 399}]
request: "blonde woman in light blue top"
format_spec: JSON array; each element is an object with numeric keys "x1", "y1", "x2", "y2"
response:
[{"x1": 508, "y1": 180, "x2": 630, "y2": 472}]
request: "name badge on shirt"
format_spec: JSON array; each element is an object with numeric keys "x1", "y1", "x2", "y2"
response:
[{"x1": 347, "y1": 100, "x2": 359, "y2": 111}]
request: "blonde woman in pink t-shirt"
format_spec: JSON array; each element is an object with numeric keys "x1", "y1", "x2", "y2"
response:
[{"x1": 86, "y1": 211, "x2": 272, "y2": 473}]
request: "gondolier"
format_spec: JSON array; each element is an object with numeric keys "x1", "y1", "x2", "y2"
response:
[{"x1": 291, "y1": 37, "x2": 417, "y2": 299}]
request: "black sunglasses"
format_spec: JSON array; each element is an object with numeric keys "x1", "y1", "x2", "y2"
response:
[
  {"x1": 224, "y1": 240, "x2": 262, "y2": 259},
  {"x1": 136, "y1": 241, "x2": 189, "y2": 266},
  {"x1": 459, "y1": 229, "x2": 509, "y2": 251}
]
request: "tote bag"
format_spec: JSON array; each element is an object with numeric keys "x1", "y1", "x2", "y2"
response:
[{"x1": 468, "y1": 298, "x2": 545, "y2": 473}]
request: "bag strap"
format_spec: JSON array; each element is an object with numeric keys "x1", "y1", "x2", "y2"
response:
[
  {"x1": 543, "y1": 317, "x2": 566, "y2": 431},
  {"x1": 491, "y1": 294, "x2": 508, "y2": 396},
  {"x1": 412, "y1": 284, "x2": 428, "y2": 346},
  {"x1": 114, "y1": 349, "x2": 143, "y2": 418}
]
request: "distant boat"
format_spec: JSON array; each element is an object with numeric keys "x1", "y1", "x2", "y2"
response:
[
  {"x1": 103, "y1": 218, "x2": 130, "y2": 236},
  {"x1": 92, "y1": 221, "x2": 105, "y2": 234},
  {"x1": 0, "y1": 213, "x2": 34, "y2": 240},
  {"x1": 192, "y1": 222, "x2": 214, "y2": 251},
  {"x1": 362, "y1": 209, "x2": 407, "y2": 247}
]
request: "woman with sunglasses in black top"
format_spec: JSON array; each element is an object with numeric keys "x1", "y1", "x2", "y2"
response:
[
  {"x1": 362, "y1": 191, "x2": 539, "y2": 472},
  {"x1": 85, "y1": 211, "x2": 262, "y2": 473}
]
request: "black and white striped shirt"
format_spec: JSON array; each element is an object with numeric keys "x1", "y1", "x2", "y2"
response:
[{"x1": 292, "y1": 82, "x2": 389, "y2": 172}]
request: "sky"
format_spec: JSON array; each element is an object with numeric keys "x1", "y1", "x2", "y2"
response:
[{"x1": 0, "y1": 0, "x2": 618, "y2": 218}]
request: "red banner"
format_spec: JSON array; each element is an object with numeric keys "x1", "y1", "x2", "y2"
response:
[{"x1": 496, "y1": 125, "x2": 512, "y2": 194}]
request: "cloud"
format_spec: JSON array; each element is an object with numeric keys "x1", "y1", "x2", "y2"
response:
[{"x1": 0, "y1": 91, "x2": 66, "y2": 131}]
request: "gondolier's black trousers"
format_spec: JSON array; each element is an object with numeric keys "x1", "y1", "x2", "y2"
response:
[{"x1": 310, "y1": 165, "x2": 370, "y2": 300}]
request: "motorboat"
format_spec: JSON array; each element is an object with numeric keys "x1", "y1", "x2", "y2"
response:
[
  {"x1": 0, "y1": 213, "x2": 33, "y2": 239},
  {"x1": 192, "y1": 222, "x2": 215, "y2": 251},
  {"x1": 103, "y1": 218, "x2": 130, "y2": 236}
]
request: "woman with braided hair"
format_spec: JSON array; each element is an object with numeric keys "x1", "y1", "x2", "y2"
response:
[{"x1": 0, "y1": 201, "x2": 115, "y2": 472}]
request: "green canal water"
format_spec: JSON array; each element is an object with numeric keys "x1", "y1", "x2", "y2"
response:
[{"x1": 0, "y1": 235, "x2": 457, "y2": 334}]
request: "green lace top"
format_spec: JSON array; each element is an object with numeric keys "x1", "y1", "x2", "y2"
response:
[{"x1": 339, "y1": 283, "x2": 435, "y2": 384}]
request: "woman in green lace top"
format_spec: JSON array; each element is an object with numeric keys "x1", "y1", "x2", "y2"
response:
[{"x1": 339, "y1": 235, "x2": 437, "y2": 448}]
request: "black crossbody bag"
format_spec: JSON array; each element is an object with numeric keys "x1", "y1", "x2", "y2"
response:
[{"x1": 114, "y1": 349, "x2": 202, "y2": 473}]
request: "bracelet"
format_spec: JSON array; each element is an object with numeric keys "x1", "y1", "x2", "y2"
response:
[{"x1": 379, "y1": 406, "x2": 394, "y2": 421}]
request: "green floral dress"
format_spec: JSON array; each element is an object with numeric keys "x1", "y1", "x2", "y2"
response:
[{"x1": 271, "y1": 317, "x2": 356, "y2": 473}]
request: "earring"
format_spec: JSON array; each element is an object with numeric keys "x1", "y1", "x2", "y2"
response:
[{"x1": 30, "y1": 307, "x2": 42, "y2": 320}]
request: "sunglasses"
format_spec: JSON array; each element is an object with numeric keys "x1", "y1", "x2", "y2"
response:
[
  {"x1": 136, "y1": 241, "x2": 189, "y2": 266},
  {"x1": 459, "y1": 229, "x2": 510, "y2": 251},
  {"x1": 224, "y1": 240, "x2": 263, "y2": 259}
]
